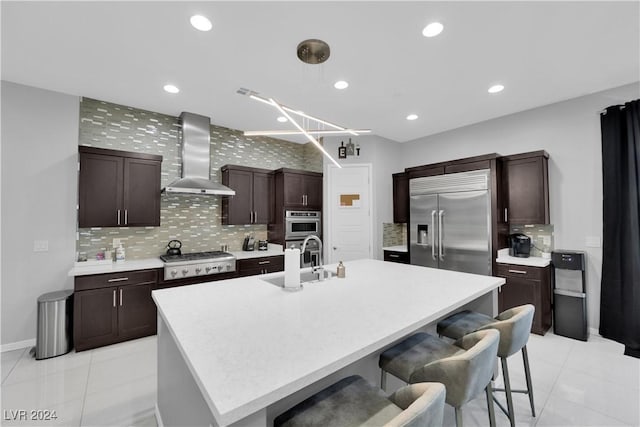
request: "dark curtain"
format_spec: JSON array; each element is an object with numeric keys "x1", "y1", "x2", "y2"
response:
[{"x1": 600, "y1": 99, "x2": 640, "y2": 358}]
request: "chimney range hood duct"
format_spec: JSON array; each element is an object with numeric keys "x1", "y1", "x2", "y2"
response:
[{"x1": 162, "y1": 112, "x2": 235, "y2": 196}]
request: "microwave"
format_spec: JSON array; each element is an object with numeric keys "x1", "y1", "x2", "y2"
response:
[{"x1": 285, "y1": 210, "x2": 321, "y2": 240}]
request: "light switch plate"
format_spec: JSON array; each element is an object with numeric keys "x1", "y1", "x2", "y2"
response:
[
  {"x1": 585, "y1": 236, "x2": 601, "y2": 248},
  {"x1": 34, "y1": 240, "x2": 49, "y2": 252}
]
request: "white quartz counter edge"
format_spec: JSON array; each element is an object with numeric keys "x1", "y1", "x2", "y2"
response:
[
  {"x1": 382, "y1": 245, "x2": 408, "y2": 252},
  {"x1": 68, "y1": 258, "x2": 163, "y2": 276},
  {"x1": 230, "y1": 244, "x2": 283, "y2": 260},
  {"x1": 153, "y1": 259, "x2": 504, "y2": 426},
  {"x1": 496, "y1": 256, "x2": 551, "y2": 267}
]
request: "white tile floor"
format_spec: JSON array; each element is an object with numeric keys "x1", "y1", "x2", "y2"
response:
[{"x1": 1, "y1": 332, "x2": 638, "y2": 426}]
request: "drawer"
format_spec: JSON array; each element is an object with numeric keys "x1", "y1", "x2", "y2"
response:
[
  {"x1": 238, "y1": 255, "x2": 284, "y2": 272},
  {"x1": 384, "y1": 250, "x2": 409, "y2": 264},
  {"x1": 496, "y1": 263, "x2": 543, "y2": 280},
  {"x1": 75, "y1": 269, "x2": 158, "y2": 291},
  {"x1": 157, "y1": 271, "x2": 238, "y2": 288}
]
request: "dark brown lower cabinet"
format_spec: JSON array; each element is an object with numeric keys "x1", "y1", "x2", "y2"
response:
[
  {"x1": 496, "y1": 263, "x2": 552, "y2": 335},
  {"x1": 74, "y1": 270, "x2": 158, "y2": 351},
  {"x1": 383, "y1": 250, "x2": 409, "y2": 264},
  {"x1": 237, "y1": 255, "x2": 284, "y2": 277}
]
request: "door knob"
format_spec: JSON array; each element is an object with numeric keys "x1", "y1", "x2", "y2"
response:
[{"x1": 333, "y1": 247, "x2": 337, "y2": 250}]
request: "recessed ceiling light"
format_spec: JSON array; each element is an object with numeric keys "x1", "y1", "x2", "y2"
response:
[
  {"x1": 163, "y1": 84, "x2": 180, "y2": 94},
  {"x1": 190, "y1": 15, "x2": 212, "y2": 32},
  {"x1": 406, "y1": 114, "x2": 419, "y2": 121},
  {"x1": 277, "y1": 116, "x2": 288, "y2": 123},
  {"x1": 422, "y1": 22, "x2": 444, "y2": 37},
  {"x1": 334, "y1": 80, "x2": 349, "y2": 90},
  {"x1": 488, "y1": 84, "x2": 505, "y2": 94}
]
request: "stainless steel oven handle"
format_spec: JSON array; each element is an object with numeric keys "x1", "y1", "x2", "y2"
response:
[
  {"x1": 431, "y1": 210, "x2": 436, "y2": 260},
  {"x1": 438, "y1": 210, "x2": 444, "y2": 261}
]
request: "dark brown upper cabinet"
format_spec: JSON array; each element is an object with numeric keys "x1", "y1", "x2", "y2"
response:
[
  {"x1": 78, "y1": 146, "x2": 162, "y2": 228},
  {"x1": 221, "y1": 165, "x2": 272, "y2": 225},
  {"x1": 392, "y1": 172, "x2": 408, "y2": 223},
  {"x1": 502, "y1": 151, "x2": 550, "y2": 225},
  {"x1": 274, "y1": 168, "x2": 323, "y2": 210}
]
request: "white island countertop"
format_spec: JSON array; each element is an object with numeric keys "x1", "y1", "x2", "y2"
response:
[
  {"x1": 496, "y1": 248, "x2": 551, "y2": 267},
  {"x1": 382, "y1": 245, "x2": 408, "y2": 252},
  {"x1": 153, "y1": 258, "x2": 504, "y2": 426}
]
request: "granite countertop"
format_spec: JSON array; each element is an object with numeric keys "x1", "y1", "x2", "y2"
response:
[
  {"x1": 68, "y1": 244, "x2": 285, "y2": 276},
  {"x1": 152, "y1": 259, "x2": 504, "y2": 426},
  {"x1": 495, "y1": 248, "x2": 551, "y2": 267},
  {"x1": 382, "y1": 245, "x2": 408, "y2": 253}
]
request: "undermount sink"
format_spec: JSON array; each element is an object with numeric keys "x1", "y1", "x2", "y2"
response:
[{"x1": 262, "y1": 269, "x2": 337, "y2": 288}]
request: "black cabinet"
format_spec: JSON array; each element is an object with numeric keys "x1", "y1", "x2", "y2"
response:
[
  {"x1": 392, "y1": 173, "x2": 408, "y2": 224},
  {"x1": 221, "y1": 165, "x2": 272, "y2": 225},
  {"x1": 78, "y1": 146, "x2": 162, "y2": 228},
  {"x1": 237, "y1": 255, "x2": 285, "y2": 277},
  {"x1": 383, "y1": 250, "x2": 409, "y2": 264},
  {"x1": 496, "y1": 263, "x2": 552, "y2": 335},
  {"x1": 74, "y1": 269, "x2": 158, "y2": 351},
  {"x1": 501, "y1": 151, "x2": 549, "y2": 225},
  {"x1": 275, "y1": 168, "x2": 323, "y2": 209}
]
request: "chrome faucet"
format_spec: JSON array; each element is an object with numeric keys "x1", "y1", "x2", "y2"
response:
[{"x1": 300, "y1": 234, "x2": 324, "y2": 281}]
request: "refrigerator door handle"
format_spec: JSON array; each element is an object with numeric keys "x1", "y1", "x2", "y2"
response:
[
  {"x1": 431, "y1": 210, "x2": 437, "y2": 260},
  {"x1": 438, "y1": 210, "x2": 444, "y2": 261}
]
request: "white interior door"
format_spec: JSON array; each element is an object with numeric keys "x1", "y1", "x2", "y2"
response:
[{"x1": 326, "y1": 164, "x2": 372, "y2": 264}]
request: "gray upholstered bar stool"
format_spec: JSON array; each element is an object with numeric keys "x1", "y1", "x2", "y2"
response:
[
  {"x1": 436, "y1": 304, "x2": 535, "y2": 427},
  {"x1": 273, "y1": 375, "x2": 446, "y2": 427},
  {"x1": 379, "y1": 329, "x2": 500, "y2": 427}
]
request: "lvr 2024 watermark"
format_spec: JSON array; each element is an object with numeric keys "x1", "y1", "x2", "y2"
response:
[{"x1": 3, "y1": 410, "x2": 58, "y2": 421}]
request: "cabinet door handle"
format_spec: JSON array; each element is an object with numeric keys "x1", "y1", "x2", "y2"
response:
[
  {"x1": 119, "y1": 289, "x2": 123, "y2": 306},
  {"x1": 254, "y1": 211, "x2": 258, "y2": 223},
  {"x1": 113, "y1": 290, "x2": 116, "y2": 308},
  {"x1": 504, "y1": 208, "x2": 508, "y2": 222},
  {"x1": 108, "y1": 277, "x2": 129, "y2": 282},
  {"x1": 258, "y1": 260, "x2": 270, "y2": 265},
  {"x1": 389, "y1": 254, "x2": 400, "y2": 258},
  {"x1": 124, "y1": 209, "x2": 128, "y2": 225},
  {"x1": 508, "y1": 269, "x2": 527, "y2": 275},
  {"x1": 117, "y1": 209, "x2": 121, "y2": 225}
]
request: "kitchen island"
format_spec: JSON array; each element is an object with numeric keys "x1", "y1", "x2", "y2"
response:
[{"x1": 152, "y1": 259, "x2": 504, "y2": 427}]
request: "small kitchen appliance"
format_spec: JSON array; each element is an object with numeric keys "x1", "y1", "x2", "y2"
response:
[
  {"x1": 242, "y1": 235, "x2": 255, "y2": 251},
  {"x1": 284, "y1": 210, "x2": 321, "y2": 240},
  {"x1": 166, "y1": 240, "x2": 182, "y2": 256},
  {"x1": 258, "y1": 240, "x2": 268, "y2": 251},
  {"x1": 159, "y1": 251, "x2": 236, "y2": 281},
  {"x1": 508, "y1": 233, "x2": 531, "y2": 258}
]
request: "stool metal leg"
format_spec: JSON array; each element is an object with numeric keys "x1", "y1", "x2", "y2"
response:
[
  {"x1": 485, "y1": 382, "x2": 496, "y2": 427},
  {"x1": 501, "y1": 357, "x2": 516, "y2": 427},
  {"x1": 380, "y1": 369, "x2": 386, "y2": 392},
  {"x1": 455, "y1": 407, "x2": 463, "y2": 427},
  {"x1": 522, "y1": 345, "x2": 536, "y2": 417}
]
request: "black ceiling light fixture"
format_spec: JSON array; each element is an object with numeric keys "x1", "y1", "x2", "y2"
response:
[{"x1": 297, "y1": 39, "x2": 330, "y2": 64}]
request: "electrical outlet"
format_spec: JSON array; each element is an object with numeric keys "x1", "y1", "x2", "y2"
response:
[{"x1": 33, "y1": 240, "x2": 49, "y2": 252}]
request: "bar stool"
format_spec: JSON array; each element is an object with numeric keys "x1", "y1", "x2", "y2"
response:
[
  {"x1": 436, "y1": 304, "x2": 535, "y2": 427},
  {"x1": 273, "y1": 375, "x2": 446, "y2": 427},
  {"x1": 379, "y1": 329, "x2": 500, "y2": 427}
]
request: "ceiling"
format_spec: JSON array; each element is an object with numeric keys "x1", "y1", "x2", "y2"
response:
[{"x1": 2, "y1": 1, "x2": 639, "y2": 143}]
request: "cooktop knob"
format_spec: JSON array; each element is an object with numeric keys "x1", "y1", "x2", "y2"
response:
[
  {"x1": 205, "y1": 266, "x2": 212, "y2": 273},
  {"x1": 182, "y1": 269, "x2": 189, "y2": 276},
  {"x1": 171, "y1": 269, "x2": 177, "y2": 277},
  {"x1": 195, "y1": 267, "x2": 202, "y2": 274}
]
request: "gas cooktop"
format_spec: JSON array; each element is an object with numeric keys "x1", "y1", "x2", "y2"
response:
[
  {"x1": 159, "y1": 251, "x2": 236, "y2": 280},
  {"x1": 160, "y1": 251, "x2": 233, "y2": 263}
]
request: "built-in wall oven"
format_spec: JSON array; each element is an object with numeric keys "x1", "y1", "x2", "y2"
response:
[{"x1": 284, "y1": 210, "x2": 321, "y2": 240}]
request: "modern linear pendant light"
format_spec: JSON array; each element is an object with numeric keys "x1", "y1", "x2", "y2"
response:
[{"x1": 237, "y1": 39, "x2": 371, "y2": 168}]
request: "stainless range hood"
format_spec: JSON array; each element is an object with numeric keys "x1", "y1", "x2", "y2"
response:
[{"x1": 163, "y1": 112, "x2": 235, "y2": 196}]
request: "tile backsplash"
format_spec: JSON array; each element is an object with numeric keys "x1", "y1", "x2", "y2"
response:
[
  {"x1": 510, "y1": 224, "x2": 554, "y2": 257},
  {"x1": 382, "y1": 223, "x2": 407, "y2": 247},
  {"x1": 77, "y1": 98, "x2": 322, "y2": 260}
]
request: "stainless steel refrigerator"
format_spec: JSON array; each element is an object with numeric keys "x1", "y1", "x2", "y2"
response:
[{"x1": 409, "y1": 170, "x2": 492, "y2": 275}]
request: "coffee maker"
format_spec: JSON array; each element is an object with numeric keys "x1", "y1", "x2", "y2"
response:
[{"x1": 508, "y1": 233, "x2": 531, "y2": 258}]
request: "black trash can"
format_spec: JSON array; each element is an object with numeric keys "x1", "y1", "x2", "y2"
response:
[{"x1": 36, "y1": 290, "x2": 74, "y2": 360}]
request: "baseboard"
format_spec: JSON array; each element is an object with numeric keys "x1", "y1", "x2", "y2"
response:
[
  {"x1": 1, "y1": 338, "x2": 35, "y2": 353},
  {"x1": 155, "y1": 403, "x2": 164, "y2": 427}
]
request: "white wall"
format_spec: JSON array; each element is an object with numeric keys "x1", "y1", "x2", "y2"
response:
[
  {"x1": 322, "y1": 135, "x2": 402, "y2": 261},
  {"x1": 398, "y1": 82, "x2": 640, "y2": 330},
  {"x1": 1, "y1": 81, "x2": 79, "y2": 348}
]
